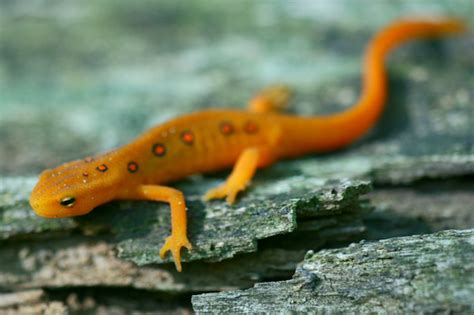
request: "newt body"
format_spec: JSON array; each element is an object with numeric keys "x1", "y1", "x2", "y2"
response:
[{"x1": 29, "y1": 19, "x2": 465, "y2": 271}]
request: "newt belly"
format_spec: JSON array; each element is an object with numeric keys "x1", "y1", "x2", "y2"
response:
[{"x1": 29, "y1": 18, "x2": 466, "y2": 271}]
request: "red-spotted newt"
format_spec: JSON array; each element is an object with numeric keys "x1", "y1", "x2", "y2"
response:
[{"x1": 29, "y1": 18, "x2": 466, "y2": 271}]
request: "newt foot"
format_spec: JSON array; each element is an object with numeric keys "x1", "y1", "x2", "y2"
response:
[
  {"x1": 203, "y1": 182, "x2": 246, "y2": 205},
  {"x1": 159, "y1": 234, "x2": 192, "y2": 272}
]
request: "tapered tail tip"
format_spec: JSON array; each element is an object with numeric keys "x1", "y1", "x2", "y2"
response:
[{"x1": 444, "y1": 18, "x2": 468, "y2": 33}]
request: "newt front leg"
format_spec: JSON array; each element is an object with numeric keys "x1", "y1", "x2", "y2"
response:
[{"x1": 120, "y1": 185, "x2": 192, "y2": 272}]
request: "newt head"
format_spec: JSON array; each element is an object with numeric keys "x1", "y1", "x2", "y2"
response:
[{"x1": 29, "y1": 156, "x2": 121, "y2": 218}]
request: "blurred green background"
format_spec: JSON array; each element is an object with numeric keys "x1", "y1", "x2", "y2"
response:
[{"x1": 1, "y1": 0, "x2": 472, "y2": 176}]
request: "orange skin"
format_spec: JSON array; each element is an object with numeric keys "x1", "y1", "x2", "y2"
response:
[{"x1": 29, "y1": 19, "x2": 465, "y2": 271}]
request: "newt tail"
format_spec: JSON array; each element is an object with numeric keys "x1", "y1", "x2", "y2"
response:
[
  {"x1": 29, "y1": 18, "x2": 466, "y2": 271},
  {"x1": 272, "y1": 19, "x2": 466, "y2": 155}
]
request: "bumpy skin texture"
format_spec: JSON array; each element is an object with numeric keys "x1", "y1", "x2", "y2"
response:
[{"x1": 29, "y1": 19, "x2": 465, "y2": 271}]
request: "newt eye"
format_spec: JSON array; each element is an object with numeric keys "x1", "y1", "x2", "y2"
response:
[{"x1": 60, "y1": 196, "x2": 76, "y2": 207}]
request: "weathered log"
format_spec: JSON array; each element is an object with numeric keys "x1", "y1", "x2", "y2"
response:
[
  {"x1": 0, "y1": 0, "x2": 472, "y2": 312},
  {"x1": 0, "y1": 176, "x2": 370, "y2": 291},
  {"x1": 192, "y1": 229, "x2": 474, "y2": 314}
]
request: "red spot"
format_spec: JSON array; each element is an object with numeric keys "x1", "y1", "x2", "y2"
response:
[
  {"x1": 244, "y1": 121, "x2": 259, "y2": 134},
  {"x1": 152, "y1": 143, "x2": 166, "y2": 157},
  {"x1": 96, "y1": 164, "x2": 108, "y2": 172},
  {"x1": 220, "y1": 121, "x2": 234, "y2": 135},
  {"x1": 181, "y1": 130, "x2": 194, "y2": 144},
  {"x1": 127, "y1": 161, "x2": 139, "y2": 173},
  {"x1": 82, "y1": 172, "x2": 89, "y2": 177}
]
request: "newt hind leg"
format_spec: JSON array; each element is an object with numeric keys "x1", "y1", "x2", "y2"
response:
[
  {"x1": 204, "y1": 146, "x2": 276, "y2": 204},
  {"x1": 248, "y1": 84, "x2": 292, "y2": 113}
]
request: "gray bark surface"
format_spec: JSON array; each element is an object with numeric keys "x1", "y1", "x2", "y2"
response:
[{"x1": 192, "y1": 229, "x2": 474, "y2": 314}]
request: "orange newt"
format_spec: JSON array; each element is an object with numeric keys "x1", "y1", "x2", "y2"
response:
[{"x1": 29, "y1": 18, "x2": 465, "y2": 271}]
